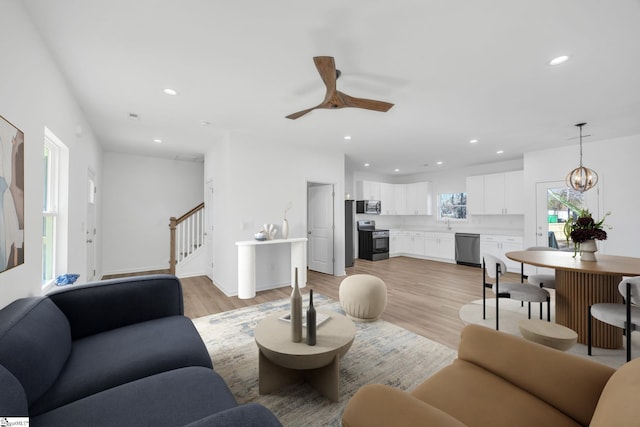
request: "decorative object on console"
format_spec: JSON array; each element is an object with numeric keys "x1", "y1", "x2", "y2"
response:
[
  {"x1": 290, "y1": 267, "x2": 302, "y2": 342},
  {"x1": 566, "y1": 122, "x2": 598, "y2": 193},
  {"x1": 282, "y1": 202, "x2": 291, "y2": 239},
  {"x1": 564, "y1": 209, "x2": 610, "y2": 261},
  {"x1": 257, "y1": 223, "x2": 277, "y2": 240}
]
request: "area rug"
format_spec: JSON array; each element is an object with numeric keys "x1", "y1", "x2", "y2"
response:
[
  {"x1": 192, "y1": 294, "x2": 456, "y2": 427},
  {"x1": 458, "y1": 294, "x2": 637, "y2": 369}
]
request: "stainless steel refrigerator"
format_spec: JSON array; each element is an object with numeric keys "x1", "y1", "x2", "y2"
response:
[{"x1": 345, "y1": 200, "x2": 355, "y2": 267}]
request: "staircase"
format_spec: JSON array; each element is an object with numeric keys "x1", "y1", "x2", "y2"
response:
[{"x1": 169, "y1": 203, "x2": 205, "y2": 275}]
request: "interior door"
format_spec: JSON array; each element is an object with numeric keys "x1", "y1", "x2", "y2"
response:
[
  {"x1": 307, "y1": 183, "x2": 334, "y2": 275},
  {"x1": 535, "y1": 180, "x2": 601, "y2": 250},
  {"x1": 86, "y1": 170, "x2": 97, "y2": 281}
]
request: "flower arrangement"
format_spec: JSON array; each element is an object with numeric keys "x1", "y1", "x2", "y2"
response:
[{"x1": 564, "y1": 209, "x2": 610, "y2": 256}]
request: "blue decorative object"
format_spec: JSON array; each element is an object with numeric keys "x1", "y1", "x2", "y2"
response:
[{"x1": 55, "y1": 273, "x2": 80, "y2": 286}]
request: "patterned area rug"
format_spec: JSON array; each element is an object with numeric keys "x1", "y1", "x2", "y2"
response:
[{"x1": 192, "y1": 294, "x2": 456, "y2": 427}]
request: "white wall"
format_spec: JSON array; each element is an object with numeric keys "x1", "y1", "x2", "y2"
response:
[
  {"x1": 524, "y1": 134, "x2": 640, "y2": 257},
  {"x1": 205, "y1": 133, "x2": 345, "y2": 296},
  {"x1": 102, "y1": 152, "x2": 204, "y2": 275},
  {"x1": 0, "y1": 2, "x2": 103, "y2": 308}
]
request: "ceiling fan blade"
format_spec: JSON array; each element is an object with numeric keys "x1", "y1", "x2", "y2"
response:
[
  {"x1": 313, "y1": 56, "x2": 337, "y2": 95},
  {"x1": 340, "y1": 92, "x2": 394, "y2": 112},
  {"x1": 285, "y1": 107, "x2": 317, "y2": 120}
]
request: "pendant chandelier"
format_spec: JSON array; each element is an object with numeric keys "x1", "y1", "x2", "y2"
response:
[{"x1": 566, "y1": 122, "x2": 598, "y2": 192}]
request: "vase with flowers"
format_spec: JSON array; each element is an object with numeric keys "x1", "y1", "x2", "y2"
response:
[{"x1": 564, "y1": 209, "x2": 610, "y2": 261}]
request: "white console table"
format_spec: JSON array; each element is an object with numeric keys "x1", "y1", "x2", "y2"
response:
[{"x1": 236, "y1": 238, "x2": 307, "y2": 299}]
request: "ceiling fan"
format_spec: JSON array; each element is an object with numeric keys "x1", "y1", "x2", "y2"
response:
[{"x1": 285, "y1": 56, "x2": 394, "y2": 120}]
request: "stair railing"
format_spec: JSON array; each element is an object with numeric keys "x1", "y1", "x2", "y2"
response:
[{"x1": 169, "y1": 202, "x2": 205, "y2": 274}]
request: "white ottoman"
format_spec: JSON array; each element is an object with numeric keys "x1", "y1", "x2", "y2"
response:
[{"x1": 339, "y1": 274, "x2": 387, "y2": 322}]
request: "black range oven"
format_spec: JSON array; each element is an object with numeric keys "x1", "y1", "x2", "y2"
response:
[{"x1": 357, "y1": 220, "x2": 389, "y2": 261}]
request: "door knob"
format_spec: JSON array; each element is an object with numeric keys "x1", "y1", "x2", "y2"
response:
[
  {"x1": 537, "y1": 232, "x2": 543, "y2": 236},
  {"x1": 308, "y1": 231, "x2": 312, "y2": 235},
  {"x1": 87, "y1": 239, "x2": 93, "y2": 243}
]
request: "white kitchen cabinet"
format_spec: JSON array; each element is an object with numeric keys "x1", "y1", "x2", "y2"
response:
[
  {"x1": 356, "y1": 180, "x2": 381, "y2": 201},
  {"x1": 466, "y1": 170, "x2": 523, "y2": 215},
  {"x1": 425, "y1": 232, "x2": 455, "y2": 261},
  {"x1": 380, "y1": 182, "x2": 396, "y2": 215},
  {"x1": 480, "y1": 235, "x2": 523, "y2": 273},
  {"x1": 394, "y1": 184, "x2": 407, "y2": 215},
  {"x1": 466, "y1": 175, "x2": 484, "y2": 215},
  {"x1": 405, "y1": 182, "x2": 432, "y2": 215},
  {"x1": 389, "y1": 230, "x2": 402, "y2": 256},
  {"x1": 409, "y1": 231, "x2": 426, "y2": 256}
]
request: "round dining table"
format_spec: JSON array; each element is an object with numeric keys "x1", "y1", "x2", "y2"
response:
[{"x1": 506, "y1": 250, "x2": 640, "y2": 349}]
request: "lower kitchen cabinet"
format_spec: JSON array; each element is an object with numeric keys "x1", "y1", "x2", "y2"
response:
[
  {"x1": 425, "y1": 232, "x2": 455, "y2": 261},
  {"x1": 390, "y1": 230, "x2": 454, "y2": 262},
  {"x1": 480, "y1": 235, "x2": 523, "y2": 273}
]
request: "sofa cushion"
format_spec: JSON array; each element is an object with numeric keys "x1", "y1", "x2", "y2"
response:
[
  {"x1": 182, "y1": 403, "x2": 284, "y2": 427},
  {"x1": 411, "y1": 359, "x2": 582, "y2": 427},
  {"x1": 30, "y1": 367, "x2": 238, "y2": 427},
  {"x1": 30, "y1": 315, "x2": 213, "y2": 415},
  {"x1": 589, "y1": 357, "x2": 640, "y2": 427},
  {"x1": 0, "y1": 364, "x2": 28, "y2": 416},
  {"x1": 456, "y1": 324, "x2": 614, "y2": 426},
  {"x1": 0, "y1": 297, "x2": 71, "y2": 406}
]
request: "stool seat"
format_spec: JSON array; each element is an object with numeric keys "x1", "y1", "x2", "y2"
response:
[
  {"x1": 339, "y1": 274, "x2": 387, "y2": 322},
  {"x1": 518, "y1": 319, "x2": 578, "y2": 351}
]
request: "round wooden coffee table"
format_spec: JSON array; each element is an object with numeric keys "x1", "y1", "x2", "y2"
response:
[{"x1": 254, "y1": 309, "x2": 356, "y2": 402}]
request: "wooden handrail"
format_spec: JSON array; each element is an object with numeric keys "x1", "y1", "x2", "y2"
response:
[
  {"x1": 175, "y1": 202, "x2": 205, "y2": 224},
  {"x1": 169, "y1": 203, "x2": 205, "y2": 274}
]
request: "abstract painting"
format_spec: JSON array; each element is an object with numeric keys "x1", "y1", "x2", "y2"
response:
[{"x1": 0, "y1": 115, "x2": 24, "y2": 273}]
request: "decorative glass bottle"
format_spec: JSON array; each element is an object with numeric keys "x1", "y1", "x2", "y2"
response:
[
  {"x1": 290, "y1": 267, "x2": 302, "y2": 343},
  {"x1": 306, "y1": 289, "x2": 317, "y2": 346}
]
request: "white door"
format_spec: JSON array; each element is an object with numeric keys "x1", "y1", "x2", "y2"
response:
[
  {"x1": 205, "y1": 180, "x2": 214, "y2": 279},
  {"x1": 307, "y1": 183, "x2": 334, "y2": 275},
  {"x1": 535, "y1": 180, "x2": 601, "y2": 250},
  {"x1": 86, "y1": 170, "x2": 97, "y2": 281}
]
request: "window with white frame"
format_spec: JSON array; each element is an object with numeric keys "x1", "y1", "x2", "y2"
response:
[
  {"x1": 439, "y1": 192, "x2": 467, "y2": 221},
  {"x1": 42, "y1": 129, "x2": 68, "y2": 286}
]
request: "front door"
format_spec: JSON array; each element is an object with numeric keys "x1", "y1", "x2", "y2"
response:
[{"x1": 307, "y1": 183, "x2": 334, "y2": 275}]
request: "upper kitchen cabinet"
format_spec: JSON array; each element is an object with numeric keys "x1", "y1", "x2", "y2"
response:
[
  {"x1": 405, "y1": 182, "x2": 432, "y2": 215},
  {"x1": 380, "y1": 183, "x2": 397, "y2": 215},
  {"x1": 356, "y1": 181, "x2": 431, "y2": 215},
  {"x1": 356, "y1": 180, "x2": 381, "y2": 200},
  {"x1": 466, "y1": 170, "x2": 523, "y2": 215}
]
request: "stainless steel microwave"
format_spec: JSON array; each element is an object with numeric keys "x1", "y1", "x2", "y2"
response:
[{"x1": 356, "y1": 200, "x2": 381, "y2": 215}]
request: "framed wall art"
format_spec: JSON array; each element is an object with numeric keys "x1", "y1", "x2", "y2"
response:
[{"x1": 0, "y1": 114, "x2": 24, "y2": 273}]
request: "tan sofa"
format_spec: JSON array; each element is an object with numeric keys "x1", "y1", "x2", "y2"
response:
[{"x1": 343, "y1": 324, "x2": 640, "y2": 427}]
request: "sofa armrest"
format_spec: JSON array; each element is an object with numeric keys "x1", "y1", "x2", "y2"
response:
[
  {"x1": 181, "y1": 403, "x2": 283, "y2": 427},
  {"x1": 47, "y1": 274, "x2": 184, "y2": 339},
  {"x1": 457, "y1": 324, "x2": 615, "y2": 426},
  {"x1": 342, "y1": 384, "x2": 467, "y2": 427}
]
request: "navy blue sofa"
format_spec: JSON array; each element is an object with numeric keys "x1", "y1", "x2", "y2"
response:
[{"x1": 0, "y1": 274, "x2": 282, "y2": 427}]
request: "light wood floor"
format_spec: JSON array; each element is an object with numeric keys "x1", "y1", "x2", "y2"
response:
[{"x1": 180, "y1": 256, "x2": 521, "y2": 350}]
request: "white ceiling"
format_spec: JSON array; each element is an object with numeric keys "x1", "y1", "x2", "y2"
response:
[{"x1": 23, "y1": 0, "x2": 640, "y2": 175}]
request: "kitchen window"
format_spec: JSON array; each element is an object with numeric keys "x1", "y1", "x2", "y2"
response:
[{"x1": 439, "y1": 192, "x2": 467, "y2": 221}]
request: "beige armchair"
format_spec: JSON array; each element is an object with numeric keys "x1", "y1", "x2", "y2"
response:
[{"x1": 343, "y1": 324, "x2": 640, "y2": 427}]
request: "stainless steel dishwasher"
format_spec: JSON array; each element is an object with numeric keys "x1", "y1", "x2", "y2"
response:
[{"x1": 455, "y1": 233, "x2": 480, "y2": 267}]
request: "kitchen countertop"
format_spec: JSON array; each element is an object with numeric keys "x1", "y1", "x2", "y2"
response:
[{"x1": 387, "y1": 227, "x2": 523, "y2": 237}]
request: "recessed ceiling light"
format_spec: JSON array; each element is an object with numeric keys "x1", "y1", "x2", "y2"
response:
[
  {"x1": 549, "y1": 55, "x2": 569, "y2": 66},
  {"x1": 200, "y1": 120, "x2": 211, "y2": 126},
  {"x1": 153, "y1": 139, "x2": 163, "y2": 144},
  {"x1": 128, "y1": 112, "x2": 140, "y2": 120},
  {"x1": 364, "y1": 163, "x2": 370, "y2": 167},
  {"x1": 163, "y1": 88, "x2": 178, "y2": 96},
  {"x1": 496, "y1": 150, "x2": 504, "y2": 154},
  {"x1": 469, "y1": 139, "x2": 478, "y2": 144},
  {"x1": 394, "y1": 168, "x2": 400, "y2": 173},
  {"x1": 344, "y1": 135, "x2": 352, "y2": 140},
  {"x1": 436, "y1": 161, "x2": 443, "y2": 165}
]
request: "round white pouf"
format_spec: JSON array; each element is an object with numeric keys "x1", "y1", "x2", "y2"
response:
[{"x1": 339, "y1": 274, "x2": 387, "y2": 322}]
